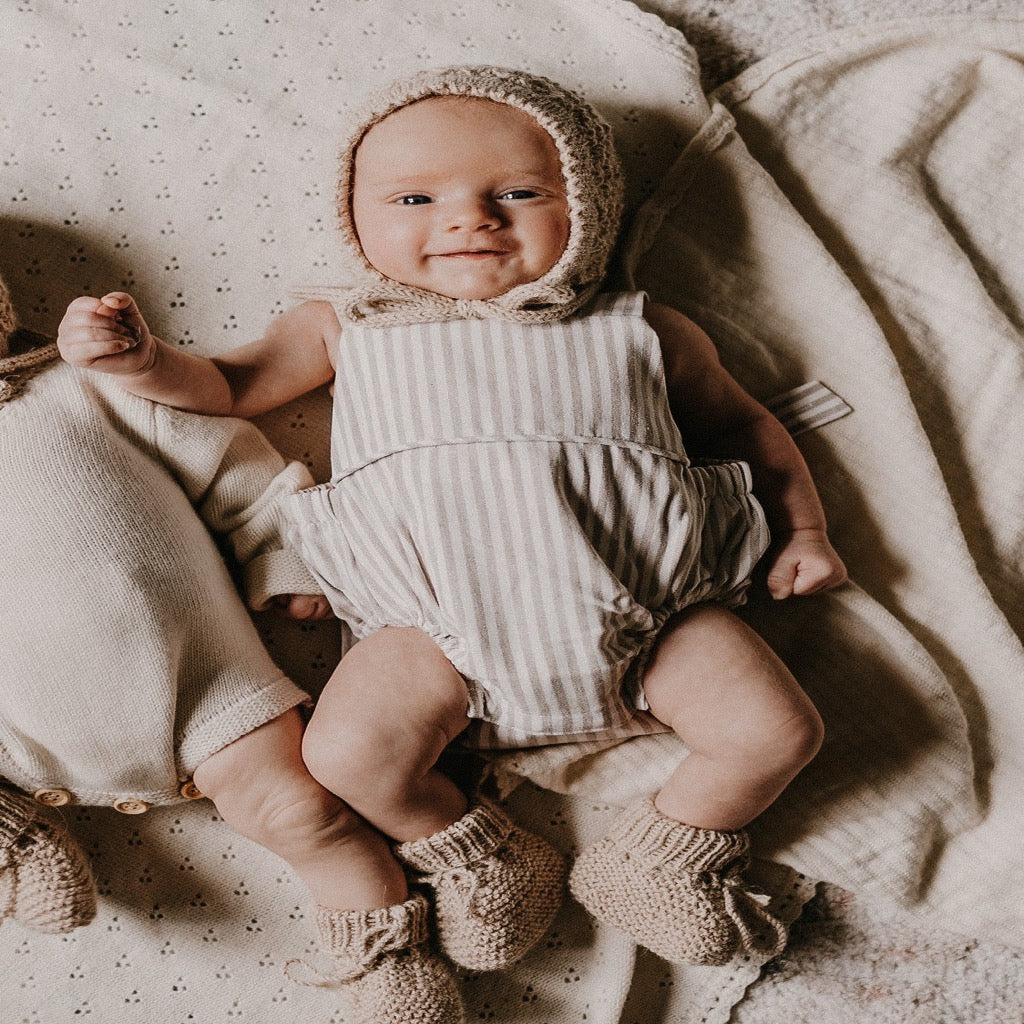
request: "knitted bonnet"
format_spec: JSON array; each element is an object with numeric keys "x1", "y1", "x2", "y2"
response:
[
  {"x1": 333, "y1": 65, "x2": 625, "y2": 326},
  {"x1": 0, "y1": 270, "x2": 59, "y2": 404}
]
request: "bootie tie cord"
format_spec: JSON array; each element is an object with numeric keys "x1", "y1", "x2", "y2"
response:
[{"x1": 284, "y1": 895, "x2": 428, "y2": 987}]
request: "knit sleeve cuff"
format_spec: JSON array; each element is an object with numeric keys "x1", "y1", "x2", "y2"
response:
[{"x1": 243, "y1": 547, "x2": 321, "y2": 611}]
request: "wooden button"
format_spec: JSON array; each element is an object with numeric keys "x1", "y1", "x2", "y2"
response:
[
  {"x1": 34, "y1": 788, "x2": 72, "y2": 807},
  {"x1": 112, "y1": 798, "x2": 152, "y2": 814},
  {"x1": 179, "y1": 780, "x2": 204, "y2": 801}
]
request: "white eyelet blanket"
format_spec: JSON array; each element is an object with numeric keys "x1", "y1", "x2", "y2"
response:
[{"x1": 2, "y1": 2, "x2": 1023, "y2": 1022}]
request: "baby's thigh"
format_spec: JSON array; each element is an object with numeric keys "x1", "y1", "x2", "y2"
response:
[
  {"x1": 303, "y1": 627, "x2": 471, "y2": 788},
  {"x1": 641, "y1": 604, "x2": 818, "y2": 753}
]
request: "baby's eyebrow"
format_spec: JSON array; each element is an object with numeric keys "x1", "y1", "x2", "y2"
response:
[
  {"x1": 366, "y1": 164, "x2": 559, "y2": 187},
  {"x1": 375, "y1": 173, "x2": 435, "y2": 186}
]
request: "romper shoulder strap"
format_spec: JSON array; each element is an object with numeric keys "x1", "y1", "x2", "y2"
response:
[{"x1": 585, "y1": 291, "x2": 647, "y2": 318}]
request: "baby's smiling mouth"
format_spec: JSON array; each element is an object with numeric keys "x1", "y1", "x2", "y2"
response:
[{"x1": 433, "y1": 249, "x2": 508, "y2": 259}]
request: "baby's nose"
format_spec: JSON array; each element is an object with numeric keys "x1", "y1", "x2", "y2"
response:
[{"x1": 448, "y1": 195, "x2": 502, "y2": 231}]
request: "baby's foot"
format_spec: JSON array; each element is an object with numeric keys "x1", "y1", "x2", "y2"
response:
[
  {"x1": 569, "y1": 799, "x2": 787, "y2": 966},
  {"x1": 396, "y1": 799, "x2": 565, "y2": 971},
  {"x1": 288, "y1": 893, "x2": 464, "y2": 1024}
]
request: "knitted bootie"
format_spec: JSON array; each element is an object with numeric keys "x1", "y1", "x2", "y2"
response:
[
  {"x1": 569, "y1": 799, "x2": 787, "y2": 966},
  {"x1": 287, "y1": 893, "x2": 464, "y2": 1024},
  {"x1": 395, "y1": 800, "x2": 565, "y2": 971},
  {"x1": 0, "y1": 786, "x2": 96, "y2": 934}
]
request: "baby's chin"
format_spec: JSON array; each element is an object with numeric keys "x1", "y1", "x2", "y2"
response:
[
  {"x1": 410, "y1": 280, "x2": 523, "y2": 302},
  {"x1": 419, "y1": 266, "x2": 549, "y2": 303}
]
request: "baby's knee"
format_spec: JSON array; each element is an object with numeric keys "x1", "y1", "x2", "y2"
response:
[
  {"x1": 754, "y1": 700, "x2": 824, "y2": 775},
  {"x1": 302, "y1": 633, "x2": 469, "y2": 805},
  {"x1": 301, "y1": 712, "x2": 411, "y2": 806}
]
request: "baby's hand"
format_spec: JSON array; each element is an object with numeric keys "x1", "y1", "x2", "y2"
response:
[
  {"x1": 57, "y1": 292, "x2": 156, "y2": 375},
  {"x1": 765, "y1": 528, "x2": 848, "y2": 599},
  {"x1": 271, "y1": 594, "x2": 334, "y2": 621}
]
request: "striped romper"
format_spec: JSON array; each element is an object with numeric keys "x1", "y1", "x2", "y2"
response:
[{"x1": 285, "y1": 292, "x2": 770, "y2": 746}]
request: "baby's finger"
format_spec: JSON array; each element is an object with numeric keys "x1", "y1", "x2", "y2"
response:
[
  {"x1": 100, "y1": 293, "x2": 146, "y2": 343},
  {"x1": 766, "y1": 564, "x2": 797, "y2": 600},
  {"x1": 67, "y1": 335, "x2": 137, "y2": 365},
  {"x1": 64, "y1": 295, "x2": 106, "y2": 316},
  {"x1": 791, "y1": 560, "x2": 846, "y2": 596},
  {"x1": 70, "y1": 314, "x2": 137, "y2": 344}
]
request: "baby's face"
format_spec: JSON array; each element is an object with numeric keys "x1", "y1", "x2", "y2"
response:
[{"x1": 351, "y1": 97, "x2": 570, "y2": 301}]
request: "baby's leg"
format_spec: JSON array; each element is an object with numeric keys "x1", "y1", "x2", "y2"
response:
[
  {"x1": 570, "y1": 604, "x2": 821, "y2": 966},
  {"x1": 302, "y1": 627, "x2": 565, "y2": 972},
  {"x1": 300, "y1": 626, "x2": 472, "y2": 843},
  {"x1": 642, "y1": 603, "x2": 823, "y2": 831},
  {"x1": 192, "y1": 707, "x2": 405, "y2": 911},
  {"x1": 195, "y1": 708, "x2": 463, "y2": 1022}
]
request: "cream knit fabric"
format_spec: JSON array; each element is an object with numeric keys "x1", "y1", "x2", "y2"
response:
[
  {"x1": 0, "y1": 323, "x2": 319, "y2": 807},
  {"x1": 328, "y1": 64, "x2": 625, "y2": 326}
]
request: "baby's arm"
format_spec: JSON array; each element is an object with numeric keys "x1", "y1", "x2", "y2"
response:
[
  {"x1": 57, "y1": 292, "x2": 339, "y2": 418},
  {"x1": 647, "y1": 301, "x2": 847, "y2": 599}
]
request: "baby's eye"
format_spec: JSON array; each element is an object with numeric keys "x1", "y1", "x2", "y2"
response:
[
  {"x1": 397, "y1": 195, "x2": 432, "y2": 205},
  {"x1": 498, "y1": 189, "x2": 540, "y2": 201}
]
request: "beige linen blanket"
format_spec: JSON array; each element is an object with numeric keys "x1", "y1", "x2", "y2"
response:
[{"x1": 1, "y1": 1, "x2": 1022, "y2": 1020}]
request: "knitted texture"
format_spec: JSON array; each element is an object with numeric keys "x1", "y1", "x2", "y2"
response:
[
  {"x1": 0, "y1": 270, "x2": 15, "y2": 356},
  {"x1": 569, "y1": 799, "x2": 788, "y2": 966},
  {"x1": 332, "y1": 64, "x2": 625, "y2": 327},
  {"x1": 0, "y1": 268, "x2": 59, "y2": 405},
  {"x1": 0, "y1": 358, "x2": 315, "y2": 806},
  {"x1": 287, "y1": 893, "x2": 464, "y2": 1024},
  {"x1": 0, "y1": 341, "x2": 60, "y2": 406},
  {"x1": 0, "y1": 786, "x2": 96, "y2": 934},
  {"x1": 396, "y1": 800, "x2": 566, "y2": 971}
]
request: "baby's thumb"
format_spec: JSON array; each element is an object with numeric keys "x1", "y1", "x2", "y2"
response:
[
  {"x1": 98, "y1": 292, "x2": 139, "y2": 320},
  {"x1": 766, "y1": 564, "x2": 796, "y2": 600},
  {"x1": 99, "y1": 292, "x2": 147, "y2": 342}
]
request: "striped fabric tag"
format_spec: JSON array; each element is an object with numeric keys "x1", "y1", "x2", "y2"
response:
[{"x1": 766, "y1": 380, "x2": 853, "y2": 436}]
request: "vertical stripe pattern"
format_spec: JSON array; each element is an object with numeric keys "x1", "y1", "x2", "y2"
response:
[{"x1": 287, "y1": 292, "x2": 769, "y2": 743}]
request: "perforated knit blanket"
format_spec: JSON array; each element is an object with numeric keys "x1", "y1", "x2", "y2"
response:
[{"x1": 2, "y1": 3, "x2": 1023, "y2": 1022}]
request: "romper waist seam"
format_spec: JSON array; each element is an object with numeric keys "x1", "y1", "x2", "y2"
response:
[{"x1": 329, "y1": 433, "x2": 690, "y2": 482}]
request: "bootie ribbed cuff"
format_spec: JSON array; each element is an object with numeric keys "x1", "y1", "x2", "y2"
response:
[
  {"x1": 0, "y1": 787, "x2": 44, "y2": 834},
  {"x1": 396, "y1": 800, "x2": 512, "y2": 874},
  {"x1": 315, "y1": 893, "x2": 429, "y2": 961},
  {"x1": 0, "y1": 858, "x2": 16, "y2": 918},
  {"x1": 293, "y1": 893, "x2": 465, "y2": 1024},
  {"x1": 608, "y1": 799, "x2": 749, "y2": 873}
]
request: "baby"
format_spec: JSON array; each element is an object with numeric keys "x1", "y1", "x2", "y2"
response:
[{"x1": 59, "y1": 65, "x2": 847, "y2": 1022}]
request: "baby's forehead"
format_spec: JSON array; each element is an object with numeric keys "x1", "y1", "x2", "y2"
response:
[
  {"x1": 353, "y1": 95, "x2": 561, "y2": 180},
  {"x1": 359, "y1": 95, "x2": 552, "y2": 149}
]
